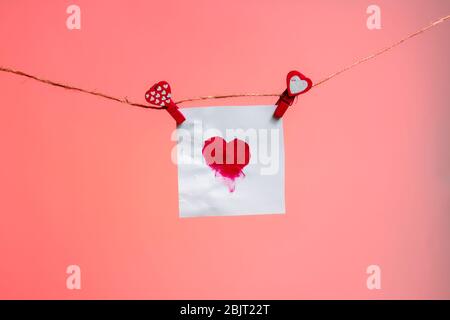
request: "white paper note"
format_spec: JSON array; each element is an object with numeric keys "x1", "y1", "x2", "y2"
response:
[{"x1": 176, "y1": 105, "x2": 285, "y2": 217}]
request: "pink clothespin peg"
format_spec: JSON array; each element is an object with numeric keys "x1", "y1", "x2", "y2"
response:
[
  {"x1": 274, "y1": 70, "x2": 312, "y2": 119},
  {"x1": 145, "y1": 81, "x2": 186, "y2": 125}
]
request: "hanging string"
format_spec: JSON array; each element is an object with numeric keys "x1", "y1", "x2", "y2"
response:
[
  {"x1": 0, "y1": 14, "x2": 448, "y2": 108},
  {"x1": 176, "y1": 14, "x2": 449, "y2": 103},
  {"x1": 0, "y1": 66, "x2": 163, "y2": 110}
]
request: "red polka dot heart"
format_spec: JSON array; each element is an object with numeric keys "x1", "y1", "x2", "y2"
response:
[{"x1": 145, "y1": 81, "x2": 172, "y2": 108}]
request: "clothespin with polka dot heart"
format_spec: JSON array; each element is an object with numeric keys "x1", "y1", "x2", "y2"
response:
[{"x1": 145, "y1": 81, "x2": 186, "y2": 125}]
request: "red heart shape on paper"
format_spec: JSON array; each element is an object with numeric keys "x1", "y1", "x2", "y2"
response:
[
  {"x1": 145, "y1": 81, "x2": 172, "y2": 107},
  {"x1": 202, "y1": 137, "x2": 251, "y2": 192}
]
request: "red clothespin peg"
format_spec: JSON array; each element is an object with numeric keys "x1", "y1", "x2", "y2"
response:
[
  {"x1": 145, "y1": 81, "x2": 186, "y2": 125},
  {"x1": 273, "y1": 70, "x2": 312, "y2": 119}
]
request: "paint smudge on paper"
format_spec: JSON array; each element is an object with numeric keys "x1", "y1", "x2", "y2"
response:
[{"x1": 202, "y1": 136, "x2": 250, "y2": 192}]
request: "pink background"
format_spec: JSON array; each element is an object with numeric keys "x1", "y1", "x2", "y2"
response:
[{"x1": 0, "y1": 0, "x2": 449, "y2": 299}]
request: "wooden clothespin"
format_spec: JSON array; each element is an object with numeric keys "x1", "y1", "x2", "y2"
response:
[
  {"x1": 273, "y1": 70, "x2": 312, "y2": 119},
  {"x1": 145, "y1": 81, "x2": 186, "y2": 125}
]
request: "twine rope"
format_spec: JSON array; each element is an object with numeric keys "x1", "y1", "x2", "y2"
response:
[{"x1": 1, "y1": 14, "x2": 448, "y2": 109}]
